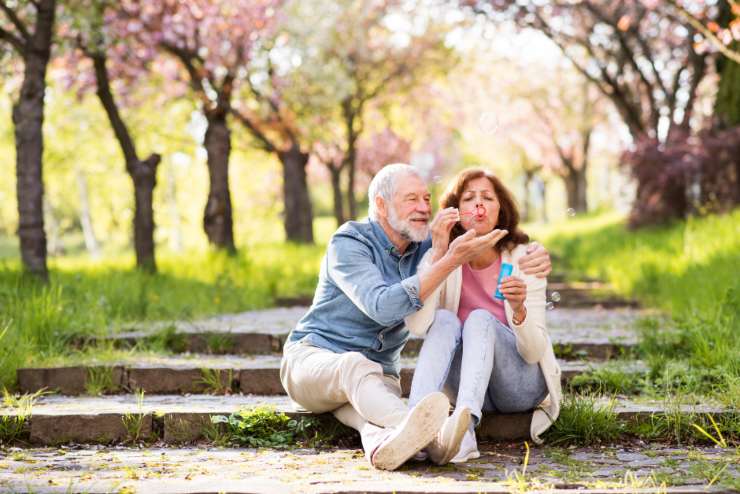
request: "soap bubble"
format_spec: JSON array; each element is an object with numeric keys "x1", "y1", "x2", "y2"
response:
[
  {"x1": 478, "y1": 112, "x2": 499, "y2": 134},
  {"x1": 546, "y1": 301, "x2": 555, "y2": 311},
  {"x1": 550, "y1": 291, "x2": 561, "y2": 302},
  {"x1": 432, "y1": 175, "x2": 443, "y2": 184},
  {"x1": 566, "y1": 208, "x2": 577, "y2": 217}
]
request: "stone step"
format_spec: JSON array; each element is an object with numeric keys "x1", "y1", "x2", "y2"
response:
[
  {"x1": 94, "y1": 307, "x2": 649, "y2": 360},
  {"x1": 1, "y1": 444, "x2": 735, "y2": 493},
  {"x1": 0, "y1": 394, "x2": 728, "y2": 447},
  {"x1": 17, "y1": 356, "x2": 646, "y2": 396},
  {"x1": 274, "y1": 282, "x2": 638, "y2": 309}
]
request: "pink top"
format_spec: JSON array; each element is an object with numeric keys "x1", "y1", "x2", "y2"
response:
[{"x1": 457, "y1": 256, "x2": 509, "y2": 327}]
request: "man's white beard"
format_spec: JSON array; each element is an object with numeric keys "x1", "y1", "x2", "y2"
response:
[{"x1": 388, "y1": 206, "x2": 429, "y2": 243}]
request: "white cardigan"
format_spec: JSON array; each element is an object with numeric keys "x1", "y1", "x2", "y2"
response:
[{"x1": 405, "y1": 243, "x2": 562, "y2": 444}]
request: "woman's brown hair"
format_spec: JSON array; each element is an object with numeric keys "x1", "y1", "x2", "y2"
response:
[{"x1": 440, "y1": 168, "x2": 529, "y2": 252}]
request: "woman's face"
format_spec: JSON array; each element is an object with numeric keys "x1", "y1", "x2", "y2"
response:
[{"x1": 459, "y1": 176, "x2": 500, "y2": 235}]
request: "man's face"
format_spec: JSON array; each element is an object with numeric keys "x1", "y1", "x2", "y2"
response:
[{"x1": 386, "y1": 174, "x2": 432, "y2": 243}]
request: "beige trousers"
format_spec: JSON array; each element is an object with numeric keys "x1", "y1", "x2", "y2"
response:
[{"x1": 280, "y1": 340, "x2": 409, "y2": 453}]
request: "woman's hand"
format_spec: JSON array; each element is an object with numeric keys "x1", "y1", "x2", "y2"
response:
[
  {"x1": 429, "y1": 207, "x2": 460, "y2": 261},
  {"x1": 446, "y1": 228, "x2": 508, "y2": 266},
  {"x1": 518, "y1": 242, "x2": 551, "y2": 278},
  {"x1": 499, "y1": 275, "x2": 527, "y2": 313}
]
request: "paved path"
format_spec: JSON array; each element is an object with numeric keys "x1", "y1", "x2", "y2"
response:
[{"x1": 1, "y1": 444, "x2": 736, "y2": 493}]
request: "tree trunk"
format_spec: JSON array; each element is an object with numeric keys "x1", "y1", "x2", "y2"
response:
[
  {"x1": 346, "y1": 156, "x2": 358, "y2": 220},
  {"x1": 328, "y1": 164, "x2": 345, "y2": 227},
  {"x1": 563, "y1": 167, "x2": 588, "y2": 213},
  {"x1": 13, "y1": 0, "x2": 56, "y2": 280},
  {"x1": 131, "y1": 156, "x2": 160, "y2": 271},
  {"x1": 279, "y1": 145, "x2": 314, "y2": 243},
  {"x1": 91, "y1": 50, "x2": 161, "y2": 271},
  {"x1": 203, "y1": 110, "x2": 235, "y2": 252},
  {"x1": 75, "y1": 168, "x2": 100, "y2": 258}
]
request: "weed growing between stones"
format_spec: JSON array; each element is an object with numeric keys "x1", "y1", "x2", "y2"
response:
[
  {"x1": 543, "y1": 395, "x2": 623, "y2": 446},
  {"x1": 197, "y1": 368, "x2": 233, "y2": 395},
  {"x1": 627, "y1": 408, "x2": 739, "y2": 445},
  {"x1": 84, "y1": 366, "x2": 117, "y2": 395},
  {"x1": 568, "y1": 362, "x2": 644, "y2": 395},
  {"x1": 210, "y1": 406, "x2": 356, "y2": 448},
  {"x1": 146, "y1": 325, "x2": 188, "y2": 353},
  {"x1": 121, "y1": 389, "x2": 147, "y2": 443},
  {"x1": 0, "y1": 389, "x2": 44, "y2": 444},
  {"x1": 205, "y1": 333, "x2": 235, "y2": 354}
]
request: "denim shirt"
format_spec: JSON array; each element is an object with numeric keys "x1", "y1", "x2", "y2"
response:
[{"x1": 288, "y1": 220, "x2": 432, "y2": 377}]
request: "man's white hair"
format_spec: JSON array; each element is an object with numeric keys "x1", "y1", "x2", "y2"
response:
[{"x1": 367, "y1": 163, "x2": 424, "y2": 221}]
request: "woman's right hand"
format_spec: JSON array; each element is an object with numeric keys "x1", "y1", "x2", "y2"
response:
[
  {"x1": 446, "y1": 228, "x2": 508, "y2": 266},
  {"x1": 429, "y1": 207, "x2": 460, "y2": 261}
]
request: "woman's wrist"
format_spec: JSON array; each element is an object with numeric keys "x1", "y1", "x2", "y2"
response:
[{"x1": 512, "y1": 306, "x2": 527, "y2": 325}]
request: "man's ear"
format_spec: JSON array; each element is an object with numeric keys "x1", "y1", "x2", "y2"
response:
[{"x1": 375, "y1": 195, "x2": 387, "y2": 219}]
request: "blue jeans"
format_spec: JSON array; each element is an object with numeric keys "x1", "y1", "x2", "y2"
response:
[{"x1": 408, "y1": 309, "x2": 548, "y2": 426}]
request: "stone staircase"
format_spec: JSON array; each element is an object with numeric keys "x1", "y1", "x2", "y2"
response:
[{"x1": 1, "y1": 281, "x2": 737, "y2": 493}]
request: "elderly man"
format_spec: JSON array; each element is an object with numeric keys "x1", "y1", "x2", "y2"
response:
[{"x1": 280, "y1": 164, "x2": 551, "y2": 470}]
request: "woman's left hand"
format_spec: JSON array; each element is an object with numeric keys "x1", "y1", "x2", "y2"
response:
[
  {"x1": 499, "y1": 276, "x2": 527, "y2": 312},
  {"x1": 518, "y1": 242, "x2": 551, "y2": 278}
]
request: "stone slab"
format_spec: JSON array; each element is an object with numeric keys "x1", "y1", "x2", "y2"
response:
[
  {"x1": 29, "y1": 413, "x2": 153, "y2": 445},
  {"x1": 0, "y1": 444, "x2": 735, "y2": 493},
  {"x1": 99, "y1": 307, "x2": 653, "y2": 359},
  {"x1": 0, "y1": 394, "x2": 728, "y2": 446},
  {"x1": 16, "y1": 366, "x2": 125, "y2": 396},
  {"x1": 17, "y1": 357, "x2": 645, "y2": 396}
]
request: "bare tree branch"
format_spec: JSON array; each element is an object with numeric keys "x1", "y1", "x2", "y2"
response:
[
  {"x1": 0, "y1": 0, "x2": 30, "y2": 42},
  {"x1": 0, "y1": 25, "x2": 25, "y2": 54}
]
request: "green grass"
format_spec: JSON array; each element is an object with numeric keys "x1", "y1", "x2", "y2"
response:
[
  {"x1": 567, "y1": 362, "x2": 644, "y2": 395},
  {"x1": 210, "y1": 406, "x2": 356, "y2": 448},
  {"x1": 0, "y1": 243, "x2": 325, "y2": 389},
  {"x1": 542, "y1": 394, "x2": 624, "y2": 446},
  {"x1": 535, "y1": 208, "x2": 740, "y2": 404}
]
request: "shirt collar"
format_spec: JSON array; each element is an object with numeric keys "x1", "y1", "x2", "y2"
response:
[{"x1": 369, "y1": 219, "x2": 419, "y2": 258}]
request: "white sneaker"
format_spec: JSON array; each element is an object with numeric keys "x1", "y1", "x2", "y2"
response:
[
  {"x1": 450, "y1": 426, "x2": 480, "y2": 463},
  {"x1": 370, "y1": 392, "x2": 449, "y2": 471},
  {"x1": 426, "y1": 406, "x2": 472, "y2": 465}
]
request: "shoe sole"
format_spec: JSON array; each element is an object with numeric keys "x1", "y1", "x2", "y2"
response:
[
  {"x1": 450, "y1": 449, "x2": 480, "y2": 464},
  {"x1": 434, "y1": 407, "x2": 472, "y2": 465},
  {"x1": 372, "y1": 392, "x2": 449, "y2": 470}
]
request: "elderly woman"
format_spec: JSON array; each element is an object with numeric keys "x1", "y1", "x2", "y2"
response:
[{"x1": 405, "y1": 168, "x2": 562, "y2": 464}]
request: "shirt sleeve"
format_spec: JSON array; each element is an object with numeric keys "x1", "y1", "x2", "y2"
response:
[{"x1": 328, "y1": 234, "x2": 423, "y2": 326}]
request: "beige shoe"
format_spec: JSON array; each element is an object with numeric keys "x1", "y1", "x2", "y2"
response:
[
  {"x1": 450, "y1": 426, "x2": 480, "y2": 463},
  {"x1": 370, "y1": 392, "x2": 449, "y2": 471},
  {"x1": 426, "y1": 406, "x2": 472, "y2": 465}
]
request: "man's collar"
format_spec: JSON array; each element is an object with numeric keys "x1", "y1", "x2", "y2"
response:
[{"x1": 369, "y1": 219, "x2": 418, "y2": 257}]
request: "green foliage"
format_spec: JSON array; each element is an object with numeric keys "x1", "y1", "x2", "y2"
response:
[
  {"x1": 543, "y1": 395, "x2": 624, "y2": 446},
  {"x1": 568, "y1": 363, "x2": 643, "y2": 395},
  {"x1": 211, "y1": 406, "x2": 328, "y2": 448},
  {"x1": 85, "y1": 366, "x2": 118, "y2": 396},
  {"x1": 627, "y1": 409, "x2": 740, "y2": 446},
  {"x1": 121, "y1": 389, "x2": 148, "y2": 443},
  {"x1": 0, "y1": 389, "x2": 45, "y2": 445},
  {"x1": 0, "y1": 243, "x2": 323, "y2": 389},
  {"x1": 537, "y1": 209, "x2": 740, "y2": 403},
  {"x1": 197, "y1": 368, "x2": 233, "y2": 395},
  {"x1": 205, "y1": 333, "x2": 235, "y2": 354}
]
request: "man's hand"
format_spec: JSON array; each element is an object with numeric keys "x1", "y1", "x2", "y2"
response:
[
  {"x1": 446, "y1": 228, "x2": 508, "y2": 266},
  {"x1": 518, "y1": 241, "x2": 551, "y2": 278},
  {"x1": 429, "y1": 207, "x2": 459, "y2": 261},
  {"x1": 499, "y1": 276, "x2": 527, "y2": 313}
]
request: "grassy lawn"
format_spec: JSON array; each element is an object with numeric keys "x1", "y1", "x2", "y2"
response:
[
  {"x1": 0, "y1": 243, "x2": 325, "y2": 388},
  {"x1": 533, "y1": 208, "x2": 740, "y2": 407}
]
